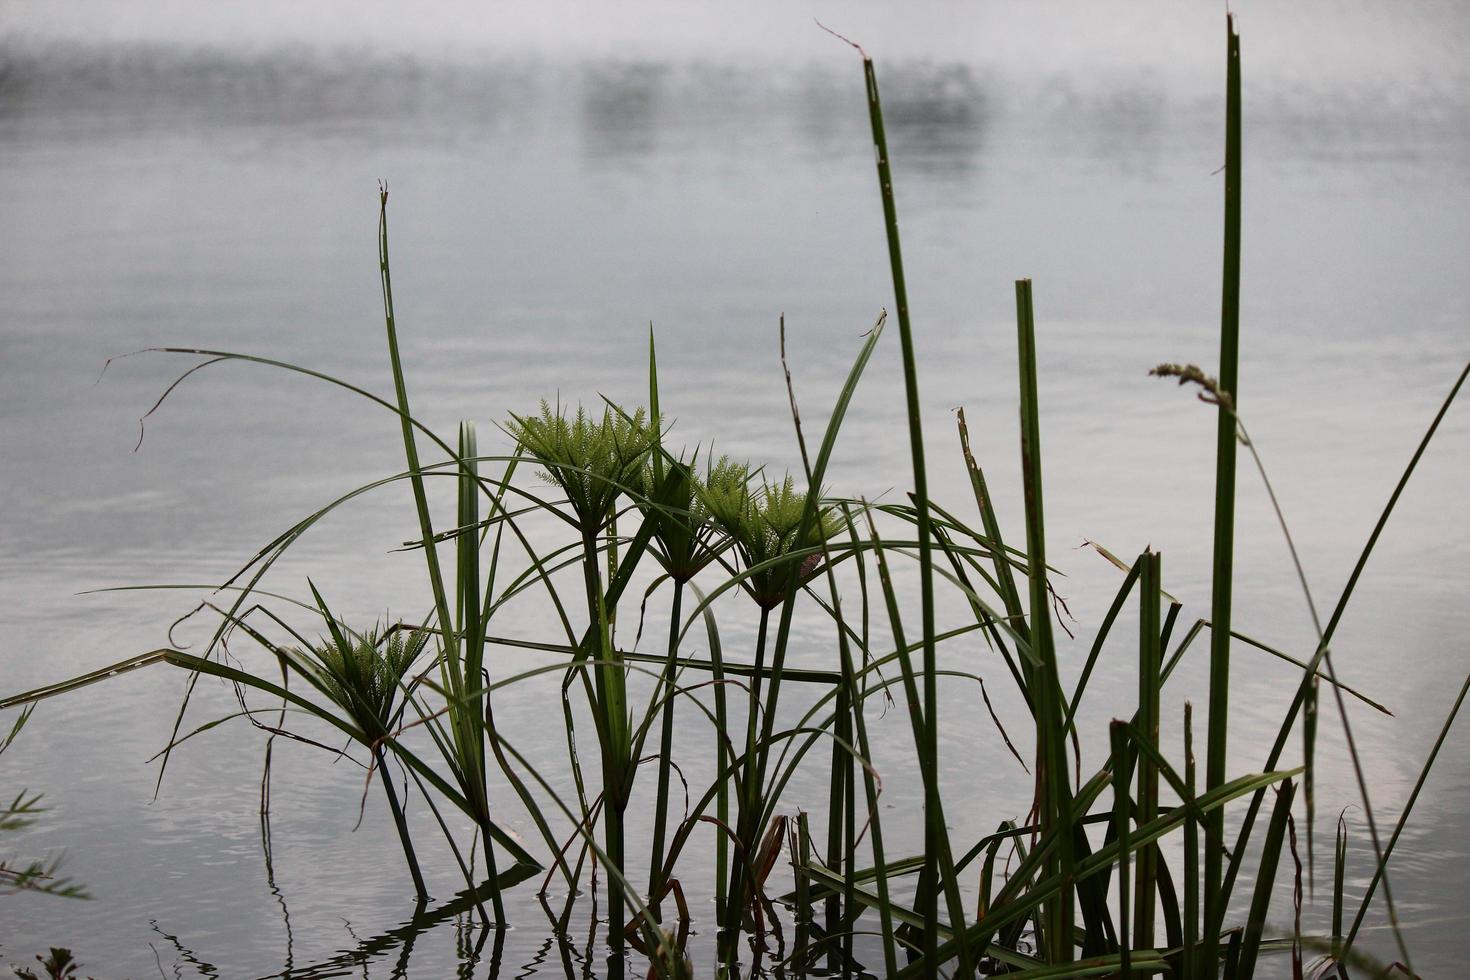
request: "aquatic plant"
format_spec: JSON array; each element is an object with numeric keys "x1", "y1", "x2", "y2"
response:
[
  {"x1": 2, "y1": 14, "x2": 1467, "y2": 980},
  {"x1": 506, "y1": 399, "x2": 657, "y2": 961},
  {"x1": 697, "y1": 462, "x2": 848, "y2": 945},
  {"x1": 278, "y1": 596, "x2": 433, "y2": 901},
  {"x1": 630, "y1": 375, "x2": 731, "y2": 921}
]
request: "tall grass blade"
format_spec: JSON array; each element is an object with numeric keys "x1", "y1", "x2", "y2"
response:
[
  {"x1": 956, "y1": 407, "x2": 1026, "y2": 627},
  {"x1": 0, "y1": 650, "x2": 175, "y2": 710},
  {"x1": 782, "y1": 323, "x2": 899, "y2": 978},
  {"x1": 1183, "y1": 702, "x2": 1199, "y2": 979},
  {"x1": 1015, "y1": 277, "x2": 1076, "y2": 965},
  {"x1": 1135, "y1": 550, "x2": 1162, "y2": 950},
  {"x1": 1331, "y1": 809, "x2": 1347, "y2": 962},
  {"x1": 377, "y1": 188, "x2": 456, "y2": 682},
  {"x1": 1341, "y1": 671, "x2": 1470, "y2": 960},
  {"x1": 818, "y1": 28, "x2": 964, "y2": 974},
  {"x1": 1110, "y1": 721, "x2": 1134, "y2": 980},
  {"x1": 454, "y1": 421, "x2": 505, "y2": 921},
  {"x1": 1236, "y1": 778, "x2": 1296, "y2": 980},
  {"x1": 1204, "y1": 18, "x2": 1243, "y2": 969}
]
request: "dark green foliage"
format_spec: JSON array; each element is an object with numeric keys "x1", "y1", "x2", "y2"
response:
[{"x1": 12, "y1": 948, "x2": 92, "y2": 980}]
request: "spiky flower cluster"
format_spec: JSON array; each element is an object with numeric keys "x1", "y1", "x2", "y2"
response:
[
  {"x1": 699, "y1": 458, "x2": 843, "y2": 609},
  {"x1": 507, "y1": 402, "x2": 656, "y2": 530},
  {"x1": 293, "y1": 626, "x2": 429, "y2": 742}
]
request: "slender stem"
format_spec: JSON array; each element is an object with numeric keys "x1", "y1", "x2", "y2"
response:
[
  {"x1": 581, "y1": 528, "x2": 626, "y2": 961},
  {"x1": 794, "y1": 810, "x2": 813, "y2": 966},
  {"x1": 836, "y1": 505, "x2": 899, "y2": 977},
  {"x1": 1184, "y1": 702, "x2": 1199, "y2": 978},
  {"x1": 1135, "y1": 550, "x2": 1162, "y2": 948},
  {"x1": 707, "y1": 601, "x2": 730, "y2": 933},
  {"x1": 1203, "y1": 18, "x2": 1242, "y2": 968},
  {"x1": 1342, "y1": 671, "x2": 1470, "y2": 956},
  {"x1": 1110, "y1": 722, "x2": 1133, "y2": 980},
  {"x1": 825, "y1": 673, "x2": 852, "y2": 972},
  {"x1": 478, "y1": 816, "x2": 506, "y2": 925},
  {"x1": 1015, "y1": 278, "x2": 1075, "y2": 964},
  {"x1": 605, "y1": 803, "x2": 625, "y2": 979},
  {"x1": 1230, "y1": 415, "x2": 1414, "y2": 968},
  {"x1": 853, "y1": 46, "x2": 973, "y2": 980},
  {"x1": 1221, "y1": 358, "x2": 1469, "y2": 920},
  {"x1": 648, "y1": 577, "x2": 686, "y2": 916},
  {"x1": 374, "y1": 744, "x2": 429, "y2": 903},
  {"x1": 726, "y1": 603, "x2": 772, "y2": 945}
]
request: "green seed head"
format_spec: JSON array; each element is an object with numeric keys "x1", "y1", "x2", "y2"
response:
[
  {"x1": 698, "y1": 459, "x2": 843, "y2": 608},
  {"x1": 295, "y1": 625, "x2": 428, "y2": 743},
  {"x1": 506, "y1": 401, "x2": 655, "y2": 530}
]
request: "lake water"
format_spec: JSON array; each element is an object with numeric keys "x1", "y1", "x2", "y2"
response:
[{"x1": 2, "y1": 2, "x2": 1468, "y2": 976}]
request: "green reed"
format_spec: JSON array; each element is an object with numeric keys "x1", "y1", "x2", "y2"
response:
[{"x1": 1203, "y1": 19, "x2": 1244, "y2": 969}]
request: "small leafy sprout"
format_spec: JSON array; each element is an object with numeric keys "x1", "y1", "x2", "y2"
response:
[
  {"x1": 506, "y1": 401, "x2": 656, "y2": 530},
  {"x1": 13, "y1": 948, "x2": 93, "y2": 980},
  {"x1": 699, "y1": 459, "x2": 843, "y2": 609}
]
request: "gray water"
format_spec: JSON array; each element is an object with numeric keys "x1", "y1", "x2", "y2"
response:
[{"x1": 2, "y1": 2, "x2": 1468, "y2": 976}]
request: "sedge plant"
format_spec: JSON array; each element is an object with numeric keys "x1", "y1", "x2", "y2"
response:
[
  {"x1": 505, "y1": 400, "x2": 656, "y2": 962},
  {"x1": 698, "y1": 462, "x2": 843, "y2": 951}
]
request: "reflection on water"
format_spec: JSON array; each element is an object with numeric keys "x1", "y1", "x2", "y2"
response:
[
  {"x1": 882, "y1": 64, "x2": 991, "y2": 177},
  {"x1": 581, "y1": 62, "x2": 668, "y2": 161},
  {"x1": 2, "y1": 5, "x2": 1469, "y2": 977},
  {"x1": 4, "y1": 40, "x2": 1463, "y2": 169},
  {"x1": 149, "y1": 846, "x2": 543, "y2": 978}
]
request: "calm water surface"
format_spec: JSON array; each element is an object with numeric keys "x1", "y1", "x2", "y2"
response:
[{"x1": 2, "y1": 2, "x2": 1468, "y2": 976}]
